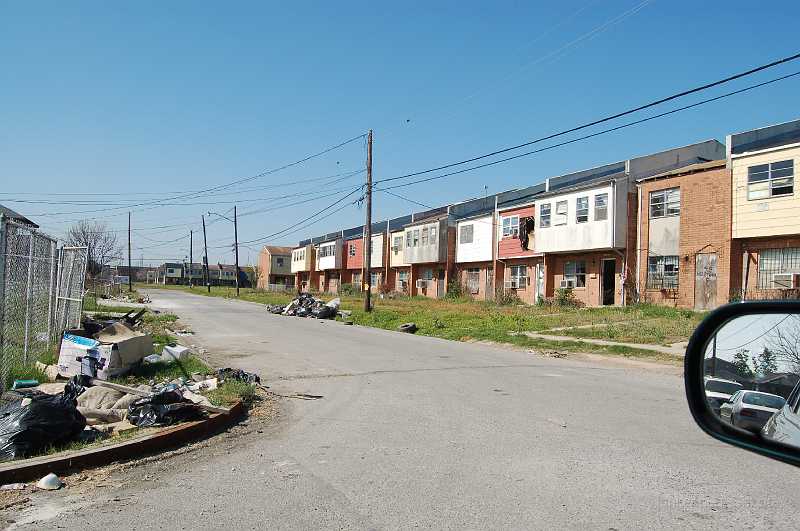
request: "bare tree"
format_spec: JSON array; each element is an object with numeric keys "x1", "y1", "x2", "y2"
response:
[
  {"x1": 65, "y1": 220, "x2": 122, "y2": 278},
  {"x1": 766, "y1": 316, "x2": 800, "y2": 373}
]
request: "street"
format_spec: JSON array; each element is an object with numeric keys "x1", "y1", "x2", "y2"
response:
[{"x1": 14, "y1": 289, "x2": 800, "y2": 529}]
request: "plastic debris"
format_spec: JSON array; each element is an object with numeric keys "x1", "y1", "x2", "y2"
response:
[
  {"x1": 161, "y1": 345, "x2": 191, "y2": 363},
  {"x1": 143, "y1": 354, "x2": 162, "y2": 364},
  {"x1": 36, "y1": 473, "x2": 64, "y2": 490},
  {"x1": 11, "y1": 379, "x2": 39, "y2": 390},
  {"x1": 217, "y1": 367, "x2": 260, "y2": 385},
  {"x1": 398, "y1": 322, "x2": 418, "y2": 334},
  {"x1": 0, "y1": 483, "x2": 27, "y2": 490},
  {"x1": 127, "y1": 390, "x2": 202, "y2": 428}
]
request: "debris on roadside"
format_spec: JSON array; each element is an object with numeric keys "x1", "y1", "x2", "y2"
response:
[
  {"x1": 266, "y1": 294, "x2": 343, "y2": 320},
  {"x1": 398, "y1": 322, "x2": 418, "y2": 334},
  {"x1": 36, "y1": 473, "x2": 64, "y2": 490}
]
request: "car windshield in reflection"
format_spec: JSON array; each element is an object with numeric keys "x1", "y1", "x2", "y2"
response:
[
  {"x1": 741, "y1": 392, "x2": 785, "y2": 409},
  {"x1": 706, "y1": 379, "x2": 744, "y2": 395}
]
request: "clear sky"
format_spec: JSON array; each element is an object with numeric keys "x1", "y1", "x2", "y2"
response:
[{"x1": 2, "y1": 0, "x2": 799, "y2": 265}]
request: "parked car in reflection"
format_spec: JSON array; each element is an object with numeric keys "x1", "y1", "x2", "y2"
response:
[
  {"x1": 762, "y1": 379, "x2": 800, "y2": 450},
  {"x1": 704, "y1": 377, "x2": 744, "y2": 415},
  {"x1": 719, "y1": 390, "x2": 785, "y2": 432}
]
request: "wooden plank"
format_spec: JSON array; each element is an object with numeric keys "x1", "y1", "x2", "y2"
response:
[{"x1": 89, "y1": 378, "x2": 151, "y2": 397}]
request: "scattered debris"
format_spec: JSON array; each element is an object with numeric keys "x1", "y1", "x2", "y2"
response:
[
  {"x1": 539, "y1": 350, "x2": 567, "y2": 358},
  {"x1": 267, "y1": 293, "x2": 341, "y2": 320},
  {"x1": 10, "y1": 379, "x2": 38, "y2": 390},
  {"x1": 57, "y1": 320, "x2": 154, "y2": 380},
  {"x1": 398, "y1": 322, "x2": 418, "y2": 334},
  {"x1": 36, "y1": 473, "x2": 64, "y2": 490},
  {"x1": 217, "y1": 368, "x2": 260, "y2": 385},
  {"x1": 0, "y1": 483, "x2": 27, "y2": 491}
]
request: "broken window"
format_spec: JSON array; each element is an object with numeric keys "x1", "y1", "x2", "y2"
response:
[
  {"x1": 564, "y1": 261, "x2": 586, "y2": 287},
  {"x1": 554, "y1": 201, "x2": 568, "y2": 226},
  {"x1": 594, "y1": 193, "x2": 608, "y2": 221},
  {"x1": 539, "y1": 203, "x2": 551, "y2": 228},
  {"x1": 430, "y1": 226, "x2": 437, "y2": 245},
  {"x1": 393, "y1": 236, "x2": 403, "y2": 255},
  {"x1": 466, "y1": 268, "x2": 480, "y2": 294},
  {"x1": 650, "y1": 188, "x2": 680, "y2": 218},
  {"x1": 748, "y1": 160, "x2": 794, "y2": 200},
  {"x1": 502, "y1": 215, "x2": 519, "y2": 238},
  {"x1": 646, "y1": 255, "x2": 679, "y2": 289},
  {"x1": 576, "y1": 196, "x2": 589, "y2": 223},
  {"x1": 421, "y1": 227, "x2": 429, "y2": 246},
  {"x1": 460, "y1": 224, "x2": 474, "y2": 244}
]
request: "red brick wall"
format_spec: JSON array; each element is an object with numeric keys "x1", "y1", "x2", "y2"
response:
[
  {"x1": 738, "y1": 236, "x2": 800, "y2": 297},
  {"x1": 499, "y1": 258, "x2": 541, "y2": 304},
  {"x1": 546, "y1": 251, "x2": 621, "y2": 306},
  {"x1": 343, "y1": 239, "x2": 363, "y2": 270},
  {"x1": 456, "y1": 261, "x2": 493, "y2": 300},
  {"x1": 637, "y1": 167, "x2": 733, "y2": 309},
  {"x1": 498, "y1": 205, "x2": 537, "y2": 259}
]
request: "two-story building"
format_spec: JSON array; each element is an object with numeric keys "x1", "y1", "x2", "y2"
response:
[
  {"x1": 495, "y1": 184, "x2": 546, "y2": 304},
  {"x1": 386, "y1": 215, "x2": 413, "y2": 294},
  {"x1": 156, "y1": 262, "x2": 183, "y2": 285},
  {"x1": 315, "y1": 233, "x2": 343, "y2": 293},
  {"x1": 636, "y1": 159, "x2": 733, "y2": 310},
  {"x1": 403, "y1": 208, "x2": 454, "y2": 298},
  {"x1": 729, "y1": 118, "x2": 800, "y2": 299},
  {"x1": 181, "y1": 262, "x2": 204, "y2": 286},
  {"x1": 452, "y1": 196, "x2": 497, "y2": 300},
  {"x1": 291, "y1": 242, "x2": 317, "y2": 292},
  {"x1": 256, "y1": 246, "x2": 294, "y2": 289}
]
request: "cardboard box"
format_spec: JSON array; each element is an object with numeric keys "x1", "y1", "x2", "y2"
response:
[{"x1": 57, "y1": 323, "x2": 153, "y2": 380}]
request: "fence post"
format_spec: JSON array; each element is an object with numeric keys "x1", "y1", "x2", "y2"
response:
[
  {"x1": 46, "y1": 241, "x2": 56, "y2": 347},
  {"x1": 0, "y1": 219, "x2": 6, "y2": 391},
  {"x1": 23, "y1": 231, "x2": 35, "y2": 364}
]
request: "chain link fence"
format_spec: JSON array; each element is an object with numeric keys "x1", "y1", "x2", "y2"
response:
[{"x1": 0, "y1": 219, "x2": 87, "y2": 391}]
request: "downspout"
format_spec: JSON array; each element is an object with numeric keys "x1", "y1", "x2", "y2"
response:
[
  {"x1": 610, "y1": 179, "x2": 627, "y2": 305},
  {"x1": 636, "y1": 184, "x2": 642, "y2": 303},
  {"x1": 492, "y1": 195, "x2": 499, "y2": 299}
]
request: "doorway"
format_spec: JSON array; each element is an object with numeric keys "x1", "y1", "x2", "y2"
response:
[
  {"x1": 695, "y1": 253, "x2": 718, "y2": 310},
  {"x1": 437, "y1": 269, "x2": 445, "y2": 298},
  {"x1": 535, "y1": 263, "x2": 545, "y2": 303},
  {"x1": 601, "y1": 259, "x2": 616, "y2": 306}
]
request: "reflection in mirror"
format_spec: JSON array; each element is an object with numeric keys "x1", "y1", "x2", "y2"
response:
[{"x1": 705, "y1": 313, "x2": 800, "y2": 450}]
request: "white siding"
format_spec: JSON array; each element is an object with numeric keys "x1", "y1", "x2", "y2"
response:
[
  {"x1": 370, "y1": 234, "x2": 384, "y2": 268},
  {"x1": 389, "y1": 230, "x2": 407, "y2": 267},
  {"x1": 291, "y1": 245, "x2": 312, "y2": 273},
  {"x1": 456, "y1": 215, "x2": 493, "y2": 263},
  {"x1": 316, "y1": 240, "x2": 341, "y2": 271},
  {"x1": 534, "y1": 183, "x2": 618, "y2": 253}
]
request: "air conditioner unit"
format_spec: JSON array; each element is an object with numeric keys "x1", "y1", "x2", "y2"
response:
[
  {"x1": 504, "y1": 279, "x2": 520, "y2": 289},
  {"x1": 400, "y1": 280, "x2": 408, "y2": 290},
  {"x1": 773, "y1": 273, "x2": 796, "y2": 289},
  {"x1": 560, "y1": 279, "x2": 576, "y2": 289},
  {"x1": 416, "y1": 279, "x2": 429, "y2": 290}
]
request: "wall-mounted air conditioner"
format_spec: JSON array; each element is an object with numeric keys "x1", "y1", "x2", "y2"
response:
[
  {"x1": 504, "y1": 279, "x2": 520, "y2": 289},
  {"x1": 773, "y1": 273, "x2": 796, "y2": 289},
  {"x1": 416, "y1": 279, "x2": 429, "y2": 290},
  {"x1": 560, "y1": 279, "x2": 576, "y2": 289}
]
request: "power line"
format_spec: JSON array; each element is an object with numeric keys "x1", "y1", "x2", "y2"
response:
[
  {"x1": 717, "y1": 315, "x2": 792, "y2": 352},
  {"x1": 375, "y1": 51, "x2": 800, "y2": 186},
  {"x1": 374, "y1": 69, "x2": 800, "y2": 192}
]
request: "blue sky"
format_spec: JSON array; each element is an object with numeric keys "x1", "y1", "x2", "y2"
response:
[{"x1": 2, "y1": 0, "x2": 799, "y2": 265}]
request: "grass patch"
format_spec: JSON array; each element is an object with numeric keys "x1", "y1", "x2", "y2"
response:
[
  {"x1": 83, "y1": 294, "x2": 141, "y2": 314},
  {"x1": 119, "y1": 355, "x2": 213, "y2": 385},
  {"x1": 206, "y1": 380, "x2": 257, "y2": 407},
  {"x1": 142, "y1": 284, "x2": 697, "y2": 364}
]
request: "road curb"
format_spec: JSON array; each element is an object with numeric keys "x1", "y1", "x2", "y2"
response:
[{"x1": 0, "y1": 400, "x2": 245, "y2": 484}]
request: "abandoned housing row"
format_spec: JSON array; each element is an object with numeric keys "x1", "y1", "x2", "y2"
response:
[{"x1": 151, "y1": 118, "x2": 797, "y2": 310}]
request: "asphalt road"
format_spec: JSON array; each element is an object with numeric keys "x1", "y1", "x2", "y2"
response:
[{"x1": 16, "y1": 289, "x2": 800, "y2": 530}]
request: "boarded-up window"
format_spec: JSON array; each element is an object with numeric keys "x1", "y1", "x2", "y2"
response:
[
  {"x1": 466, "y1": 268, "x2": 480, "y2": 294},
  {"x1": 594, "y1": 194, "x2": 608, "y2": 221},
  {"x1": 460, "y1": 224, "x2": 474, "y2": 244},
  {"x1": 646, "y1": 255, "x2": 679, "y2": 289}
]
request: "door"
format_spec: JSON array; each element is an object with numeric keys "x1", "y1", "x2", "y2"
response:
[
  {"x1": 437, "y1": 269, "x2": 445, "y2": 298},
  {"x1": 601, "y1": 259, "x2": 616, "y2": 306},
  {"x1": 695, "y1": 253, "x2": 718, "y2": 310},
  {"x1": 535, "y1": 263, "x2": 545, "y2": 303}
]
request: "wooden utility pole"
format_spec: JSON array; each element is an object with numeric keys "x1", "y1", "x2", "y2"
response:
[
  {"x1": 234, "y1": 205, "x2": 240, "y2": 297},
  {"x1": 202, "y1": 215, "x2": 210, "y2": 293},
  {"x1": 363, "y1": 129, "x2": 373, "y2": 312},
  {"x1": 127, "y1": 212, "x2": 133, "y2": 292},
  {"x1": 189, "y1": 230, "x2": 193, "y2": 288}
]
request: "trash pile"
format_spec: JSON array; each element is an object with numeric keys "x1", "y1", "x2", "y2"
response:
[{"x1": 266, "y1": 294, "x2": 341, "y2": 320}]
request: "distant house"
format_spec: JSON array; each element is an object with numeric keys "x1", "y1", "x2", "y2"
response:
[
  {"x1": 257, "y1": 246, "x2": 294, "y2": 289},
  {"x1": 315, "y1": 235, "x2": 343, "y2": 293},
  {"x1": 156, "y1": 262, "x2": 183, "y2": 285},
  {"x1": 291, "y1": 242, "x2": 317, "y2": 292},
  {"x1": 403, "y1": 212, "x2": 454, "y2": 298}
]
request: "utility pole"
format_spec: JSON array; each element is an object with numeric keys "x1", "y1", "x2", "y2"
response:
[
  {"x1": 363, "y1": 129, "x2": 373, "y2": 312},
  {"x1": 189, "y1": 230, "x2": 193, "y2": 288},
  {"x1": 234, "y1": 205, "x2": 240, "y2": 297},
  {"x1": 127, "y1": 212, "x2": 133, "y2": 293},
  {"x1": 202, "y1": 215, "x2": 210, "y2": 293}
]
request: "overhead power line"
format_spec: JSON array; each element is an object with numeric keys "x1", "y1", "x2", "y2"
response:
[
  {"x1": 374, "y1": 69, "x2": 800, "y2": 192},
  {"x1": 375, "y1": 51, "x2": 800, "y2": 186}
]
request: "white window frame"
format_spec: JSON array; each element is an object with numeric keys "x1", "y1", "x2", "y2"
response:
[
  {"x1": 539, "y1": 203, "x2": 551, "y2": 228},
  {"x1": 502, "y1": 215, "x2": 519, "y2": 238},
  {"x1": 576, "y1": 196, "x2": 589, "y2": 223},
  {"x1": 348, "y1": 243, "x2": 356, "y2": 257},
  {"x1": 393, "y1": 236, "x2": 403, "y2": 255},
  {"x1": 747, "y1": 160, "x2": 794, "y2": 200},
  {"x1": 554, "y1": 201, "x2": 568, "y2": 226},
  {"x1": 594, "y1": 193, "x2": 608, "y2": 221},
  {"x1": 465, "y1": 267, "x2": 480, "y2": 294},
  {"x1": 649, "y1": 188, "x2": 680, "y2": 218},
  {"x1": 564, "y1": 261, "x2": 586, "y2": 288},
  {"x1": 460, "y1": 224, "x2": 474, "y2": 244}
]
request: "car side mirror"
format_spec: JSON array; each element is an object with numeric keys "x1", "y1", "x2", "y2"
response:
[{"x1": 685, "y1": 300, "x2": 800, "y2": 467}]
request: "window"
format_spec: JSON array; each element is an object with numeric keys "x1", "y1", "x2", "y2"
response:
[
  {"x1": 748, "y1": 160, "x2": 794, "y2": 200},
  {"x1": 564, "y1": 261, "x2": 586, "y2": 288},
  {"x1": 460, "y1": 224, "x2": 474, "y2": 244},
  {"x1": 554, "y1": 201, "x2": 568, "y2": 226},
  {"x1": 502, "y1": 215, "x2": 519, "y2": 238},
  {"x1": 649, "y1": 188, "x2": 680, "y2": 218},
  {"x1": 594, "y1": 193, "x2": 608, "y2": 221},
  {"x1": 646, "y1": 255, "x2": 679, "y2": 289},
  {"x1": 352, "y1": 271, "x2": 362, "y2": 286},
  {"x1": 319, "y1": 244, "x2": 335, "y2": 258},
  {"x1": 370, "y1": 272, "x2": 381, "y2": 287},
  {"x1": 539, "y1": 203, "x2": 551, "y2": 228},
  {"x1": 167, "y1": 268, "x2": 175, "y2": 274},
  {"x1": 430, "y1": 226, "x2": 437, "y2": 245},
  {"x1": 294, "y1": 249, "x2": 304, "y2": 262},
  {"x1": 757, "y1": 247, "x2": 800, "y2": 289},
  {"x1": 421, "y1": 227, "x2": 429, "y2": 246},
  {"x1": 465, "y1": 268, "x2": 480, "y2": 294},
  {"x1": 276, "y1": 257, "x2": 285, "y2": 267},
  {"x1": 393, "y1": 236, "x2": 403, "y2": 255},
  {"x1": 421, "y1": 268, "x2": 434, "y2": 280},
  {"x1": 576, "y1": 196, "x2": 589, "y2": 223},
  {"x1": 398, "y1": 270, "x2": 408, "y2": 282},
  {"x1": 348, "y1": 243, "x2": 356, "y2": 257},
  {"x1": 509, "y1": 265, "x2": 527, "y2": 288},
  {"x1": 406, "y1": 232, "x2": 412, "y2": 248}
]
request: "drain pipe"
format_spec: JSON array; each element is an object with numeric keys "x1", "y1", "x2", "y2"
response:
[{"x1": 635, "y1": 184, "x2": 642, "y2": 303}]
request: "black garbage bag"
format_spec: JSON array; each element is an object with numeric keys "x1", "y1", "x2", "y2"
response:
[
  {"x1": 0, "y1": 391, "x2": 86, "y2": 461},
  {"x1": 295, "y1": 306, "x2": 311, "y2": 317},
  {"x1": 311, "y1": 305, "x2": 336, "y2": 319},
  {"x1": 266, "y1": 304, "x2": 284, "y2": 314},
  {"x1": 127, "y1": 389, "x2": 203, "y2": 428},
  {"x1": 217, "y1": 368, "x2": 261, "y2": 385}
]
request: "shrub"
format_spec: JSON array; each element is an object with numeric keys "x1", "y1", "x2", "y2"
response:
[
  {"x1": 445, "y1": 279, "x2": 467, "y2": 300},
  {"x1": 377, "y1": 282, "x2": 392, "y2": 295},
  {"x1": 495, "y1": 287, "x2": 521, "y2": 306},
  {"x1": 555, "y1": 287, "x2": 579, "y2": 307},
  {"x1": 339, "y1": 283, "x2": 359, "y2": 296}
]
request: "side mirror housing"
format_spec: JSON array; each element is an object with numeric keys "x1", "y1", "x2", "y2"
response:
[{"x1": 685, "y1": 300, "x2": 800, "y2": 467}]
